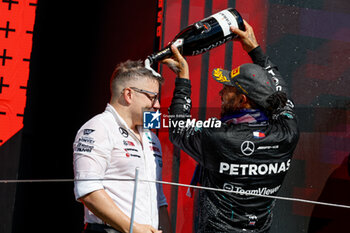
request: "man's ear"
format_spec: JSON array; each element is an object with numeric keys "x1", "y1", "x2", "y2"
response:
[
  {"x1": 240, "y1": 94, "x2": 254, "y2": 109},
  {"x1": 122, "y1": 88, "x2": 133, "y2": 105},
  {"x1": 240, "y1": 94, "x2": 248, "y2": 104}
]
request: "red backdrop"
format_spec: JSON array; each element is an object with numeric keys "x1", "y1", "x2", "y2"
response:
[
  {"x1": 0, "y1": 0, "x2": 37, "y2": 146},
  {"x1": 157, "y1": 1, "x2": 268, "y2": 232}
]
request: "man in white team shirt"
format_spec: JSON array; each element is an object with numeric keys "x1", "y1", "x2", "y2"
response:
[{"x1": 73, "y1": 60, "x2": 171, "y2": 233}]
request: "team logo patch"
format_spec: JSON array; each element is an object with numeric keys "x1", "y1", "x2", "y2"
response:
[
  {"x1": 143, "y1": 110, "x2": 161, "y2": 129},
  {"x1": 213, "y1": 68, "x2": 230, "y2": 83},
  {"x1": 83, "y1": 129, "x2": 95, "y2": 135},
  {"x1": 231, "y1": 66, "x2": 240, "y2": 78},
  {"x1": 119, "y1": 127, "x2": 128, "y2": 138},
  {"x1": 240, "y1": 141, "x2": 255, "y2": 156}
]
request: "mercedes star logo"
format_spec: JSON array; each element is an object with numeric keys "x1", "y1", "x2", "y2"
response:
[
  {"x1": 119, "y1": 127, "x2": 129, "y2": 138},
  {"x1": 241, "y1": 141, "x2": 255, "y2": 156}
]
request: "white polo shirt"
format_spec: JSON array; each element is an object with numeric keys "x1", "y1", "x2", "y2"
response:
[{"x1": 73, "y1": 104, "x2": 167, "y2": 228}]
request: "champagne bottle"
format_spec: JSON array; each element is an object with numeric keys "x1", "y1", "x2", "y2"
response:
[{"x1": 145, "y1": 8, "x2": 245, "y2": 66}]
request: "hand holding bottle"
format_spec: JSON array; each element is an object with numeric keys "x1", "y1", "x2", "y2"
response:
[
  {"x1": 162, "y1": 45, "x2": 189, "y2": 80},
  {"x1": 230, "y1": 20, "x2": 259, "y2": 53}
]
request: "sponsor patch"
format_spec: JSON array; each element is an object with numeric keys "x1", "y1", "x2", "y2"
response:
[
  {"x1": 123, "y1": 140, "x2": 135, "y2": 146},
  {"x1": 119, "y1": 127, "x2": 128, "y2": 138},
  {"x1": 223, "y1": 183, "x2": 281, "y2": 196},
  {"x1": 125, "y1": 148, "x2": 138, "y2": 152},
  {"x1": 230, "y1": 66, "x2": 240, "y2": 78},
  {"x1": 124, "y1": 149, "x2": 140, "y2": 158},
  {"x1": 78, "y1": 136, "x2": 95, "y2": 144},
  {"x1": 257, "y1": 145, "x2": 279, "y2": 150},
  {"x1": 83, "y1": 129, "x2": 95, "y2": 135},
  {"x1": 246, "y1": 214, "x2": 258, "y2": 226},
  {"x1": 76, "y1": 143, "x2": 94, "y2": 152},
  {"x1": 145, "y1": 132, "x2": 152, "y2": 141},
  {"x1": 219, "y1": 159, "x2": 291, "y2": 176}
]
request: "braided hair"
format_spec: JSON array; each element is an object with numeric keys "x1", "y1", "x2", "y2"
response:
[{"x1": 265, "y1": 91, "x2": 288, "y2": 115}]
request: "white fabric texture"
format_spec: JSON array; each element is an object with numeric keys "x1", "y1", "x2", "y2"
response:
[{"x1": 73, "y1": 104, "x2": 167, "y2": 228}]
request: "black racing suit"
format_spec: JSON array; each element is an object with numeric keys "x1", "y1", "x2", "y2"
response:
[{"x1": 168, "y1": 47, "x2": 299, "y2": 233}]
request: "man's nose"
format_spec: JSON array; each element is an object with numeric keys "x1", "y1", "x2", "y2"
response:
[{"x1": 152, "y1": 98, "x2": 161, "y2": 109}]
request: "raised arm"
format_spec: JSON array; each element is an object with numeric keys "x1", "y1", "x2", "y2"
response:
[
  {"x1": 162, "y1": 45, "x2": 205, "y2": 164},
  {"x1": 232, "y1": 20, "x2": 289, "y2": 96}
]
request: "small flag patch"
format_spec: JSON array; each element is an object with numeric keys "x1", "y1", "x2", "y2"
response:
[{"x1": 253, "y1": 131, "x2": 265, "y2": 138}]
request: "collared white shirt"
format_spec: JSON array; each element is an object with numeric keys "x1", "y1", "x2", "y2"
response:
[{"x1": 73, "y1": 104, "x2": 167, "y2": 228}]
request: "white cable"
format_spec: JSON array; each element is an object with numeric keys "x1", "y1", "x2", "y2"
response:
[
  {"x1": 1, "y1": 178, "x2": 350, "y2": 209},
  {"x1": 140, "y1": 179, "x2": 350, "y2": 209}
]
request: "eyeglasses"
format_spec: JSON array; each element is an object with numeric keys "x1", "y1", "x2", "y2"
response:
[{"x1": 128, "y1": 87, "x2": 159, "y2": 105}]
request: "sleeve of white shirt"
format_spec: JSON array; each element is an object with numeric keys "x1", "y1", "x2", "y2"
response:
[
  {"x1": 73, "y1": 117, "x2": 112, "y2": 200},
  {"x1": 157, "y1": 181, "x2": 168, "y2": 208},
  {"x1": 154, "y1": 138, "x2": 168, "y2": 208}
]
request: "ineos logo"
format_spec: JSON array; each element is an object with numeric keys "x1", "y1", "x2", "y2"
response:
[
  {"x1": 240, "y1": 141, "x2": 255, "y2": 156},
  {"x1": 119, "y1": 127, "x2": 129, "y2": 138},
  {"x1": 267, "y1": 67, "x2": 282, "y2": 91}
]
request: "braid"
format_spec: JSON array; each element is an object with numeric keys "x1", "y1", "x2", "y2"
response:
[{"x1": 266, "y1": 91, "x2": 287, "y2": 114}]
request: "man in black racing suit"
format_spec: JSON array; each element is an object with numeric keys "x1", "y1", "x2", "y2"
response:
[{"x1": 162, "y1": 20, "x2": 299, "y2": 232}]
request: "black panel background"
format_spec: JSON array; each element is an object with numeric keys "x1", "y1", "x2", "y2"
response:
[{"x1": 10, "y1": 1, "x2": 158, "y2": 233}]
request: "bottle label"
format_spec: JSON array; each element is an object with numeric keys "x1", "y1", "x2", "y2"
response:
[
  {"x1": 192, "y1": 35, "x2": 233, "y2": 55},
  {"x1": 173, "y1": 38, "x2": 184, "y2": 47},
  {"x1": 212, "y1": 9, "x2": 238, "y2": 37}
]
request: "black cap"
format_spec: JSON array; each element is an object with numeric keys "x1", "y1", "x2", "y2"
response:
[{"x1": 212, "y1": 63, "x2": 277, "y2": 109}]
